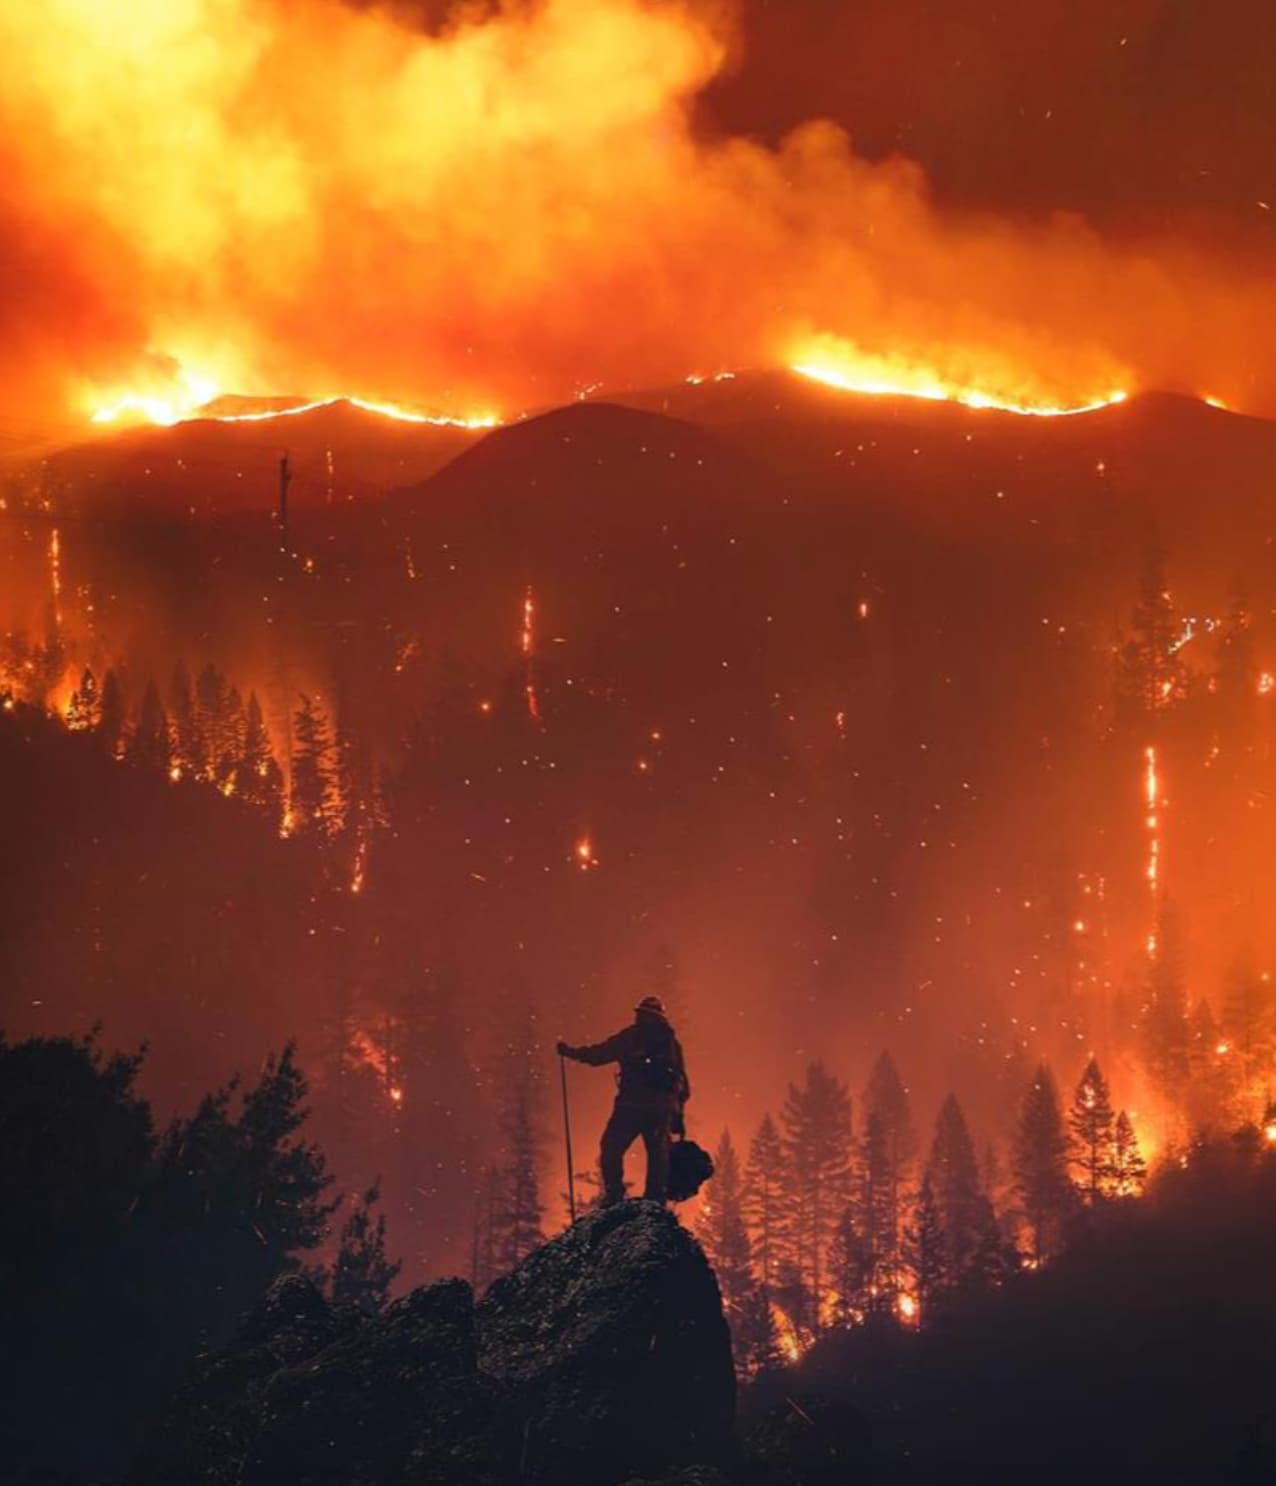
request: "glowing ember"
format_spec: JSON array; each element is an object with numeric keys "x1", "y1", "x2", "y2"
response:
[
  {"x1": 350, "y1": 834, "x2": 368, "y2": 895},
  {"x1": 521, "y1": 588, "x2": 535, "y2": 660},
  {"x1": 574, "y1": 836, "x2": 597, "y2": 870}
]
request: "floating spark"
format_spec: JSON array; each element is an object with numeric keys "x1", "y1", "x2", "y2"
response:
[{"x1": 575, "y1": 836, "x2": 596, "y2": 871}]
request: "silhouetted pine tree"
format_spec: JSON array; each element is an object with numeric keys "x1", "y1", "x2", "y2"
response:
[
  {"x1": 234, "y1": 1042, "x2": 338, "y2": 1258},
  {"x1": 1112, "y1": 1111, "x2": 1147, "y2": 1196},
  {"x1": 828, "y1": 1203, "x2": 871, "y2": 1324},
  {"x1": 1222, "y1": 951, "x2": 1275, "y2": 1122},
  {"x1": 926, "y1": 1094, "x2": 1002, "y2": 1296},
  {"x1": 1187, "y1": 999, "x2": 1237, "y2": 1131},
  {"x1": 65, "y1": 666, "x2": 100, "y2": 731},
  {"x1": 169, "y1": 660, "x2": 203, "y2": 779},
  {"x1": 904, "y1": 1172, "x2": 945, "y2": 1320},
  {"x1": 1069, "y1": 1057, "x2": 1117, "y2": 1203},
  {"x1": 780, "y1": 1061, "x2": 853, "y2": 1336},
  {"x1": 733, "y1": 1283, "x2": 784, "y2": 1376},
  {"x1": 1214, "y1": 590, "x2": 1258, "y2": 751},
  {"x1": 1143, "y1": 899, "x2": 1191, "y2": 1112},
  {"x1": 382, "y1": 960, "x2": 483, "y2": 1273},
  {"x1": 701, "y1": 1130, "x2": 754, "y2": 1316},
  {"x1": 330, "y1": 1180, "x2": 400, "y2": 1315},
  {"x1": 130, "y1": 679, "x2": 171, "y2": 775},
  {"x1": 1012, "y1": 1065, "x2": 1074, "y2": 1263},
  {"x1": 195, "y1": 663, "x2": 243, "y2": 786},
  {"x1": 149, "y1": 1042, "x2": 337, "y2": 1330},
  {"x1": 1114, "y1": 545, "x2": 1188, "y2": 724},
  {"x1": 234, "y1": 692, "x2": 284, "y2": 809},
  {"x1": 853, "y1": 1110, "x2": 899, "y2": 1312},
  {"x1": 492, "y1": 1068, "x2": 545, "y2": 1273},
  {"x1": 291, "y1": 693, "x2": 338, "y2": 837},
  {"x1": 98, "y1": 668, "x2": 126, "y2": 757},
  {"x1": 744, "y1": 1113, "x2": 786, "y2": 1295},
  {"x1": 863, "y1": 1050, "x2": 917, "y2": 1301},
  {"x1": 30, "y1": 602, "x2": 66, "y2": 706}
]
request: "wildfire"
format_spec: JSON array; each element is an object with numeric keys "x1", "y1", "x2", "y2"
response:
[
  {"x1": 521, "y1": 586, "x2": 542, "y2": 722},
  {"x1": 350, "y1": 833, "x2": 368, "y2": 895},
  {"x1": 89, "y1": 379, "x2": 500, "y2": 432},
  {"x1": 48, "y1": 529, "x2": 62, "y2": 626},
  {"x1": 1140, "y1": 743, "x2": 1164, "y2": 951},
  {"x1": 790, "y1": 344, "x2": 1130, "y2": 419},
  {"x1": 769, "y1": 1302, "x2": 804, "y2": 1364},
  {"x1": 349, "y1": 1028, "x2": 403, "y2": 1109}
]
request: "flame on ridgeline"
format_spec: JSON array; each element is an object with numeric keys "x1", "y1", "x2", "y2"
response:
[
  {"x1": 4, "y1": 0, "x2": 1276, "y2": 431},
  {"x1": 790, "y1": 341, "x2": 1129, "y2": 418},
  {"x1": 91, "y1": 387, "x2": 501, "y2": 431}
]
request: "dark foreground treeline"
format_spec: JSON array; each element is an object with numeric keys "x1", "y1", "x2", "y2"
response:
[
  {"x1": 7, "y1": 1027, "x2": 1276, "y2": 1485},
  {"x1": 0, "y1": 1032, "x2": 395, "y2": 1482},
  {"x1": 749, "y1": 1129, "x2": 1276, "y2": 1484}
]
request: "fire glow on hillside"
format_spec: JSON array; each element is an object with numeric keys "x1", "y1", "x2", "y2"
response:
[{"x1": 4, "y1": 0, "x2": 1276, "y2": 435}]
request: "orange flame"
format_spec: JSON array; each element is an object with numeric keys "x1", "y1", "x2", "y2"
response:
[
  {"x1": 6, "y1": 0, "x2": 1276, "y2": 434},
  {"x1": 791, "y1": 345, "x2": 1129, "y2": 418}
]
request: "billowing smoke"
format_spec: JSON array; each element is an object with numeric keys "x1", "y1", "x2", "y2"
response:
[{"x1": 2, "y1": 0, "x2": 1274, "y2": 430}]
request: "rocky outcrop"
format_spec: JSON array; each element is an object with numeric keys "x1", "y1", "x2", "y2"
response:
[
  {"x1": 479, "y1": 1200, "x2": 736, "y2": 1482},
  {"x1": 129, "y1": 1202, "x2": 734, "y2": 1486}
]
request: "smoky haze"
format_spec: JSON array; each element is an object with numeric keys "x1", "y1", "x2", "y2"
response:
[{"x1": 3, "y1": 0, "x2": 1276, "y2": 435}]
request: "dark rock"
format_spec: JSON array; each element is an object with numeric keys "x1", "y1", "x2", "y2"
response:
[
  {"x1": 478, "y1": 1200, "x2": 736, "y2": 1484},
  {"x1": 131, "y1": 1274, "x2": 498, "y2": 1486}
]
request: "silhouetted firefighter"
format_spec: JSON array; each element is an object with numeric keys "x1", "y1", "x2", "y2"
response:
[{"x1": 558, "y1": 996, "x2": 690, "y2": 1204}]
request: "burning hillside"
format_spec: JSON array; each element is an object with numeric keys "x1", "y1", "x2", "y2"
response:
[{"x1": 3, "y1": 0, "x2": 1276, "y2": 438}]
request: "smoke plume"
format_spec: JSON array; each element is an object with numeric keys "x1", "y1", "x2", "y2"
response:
[{"x1": 2, "y1": 0, "x2": 1274, "y2": 429}]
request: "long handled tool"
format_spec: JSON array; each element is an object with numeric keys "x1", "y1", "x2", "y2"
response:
[{"x1": 560, "y1": 1051, "x2": 577, "y2": 1223}]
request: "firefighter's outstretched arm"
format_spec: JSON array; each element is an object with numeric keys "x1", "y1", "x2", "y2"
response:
[{"x1": 557, "y1": 1031, "x2": 625, "y2": 1065}]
